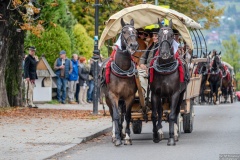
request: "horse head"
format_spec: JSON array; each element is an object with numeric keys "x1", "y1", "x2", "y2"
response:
[
  {"x1": 157, "y1": 19, "x2": 175, "y2": 60},
  {"x1": 120, "y1": 18, "x2": 139, "y2": 54},
  {"x1": 199, "y1": 51, "x2": 211, "y2": 74},
  {"x1": 211, "y1": 52, "x2": 221, "y2": 71}
]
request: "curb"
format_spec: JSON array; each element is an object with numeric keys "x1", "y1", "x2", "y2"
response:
[{"x1": 43, "y1": 127, "x2": 112, "y2": 160}]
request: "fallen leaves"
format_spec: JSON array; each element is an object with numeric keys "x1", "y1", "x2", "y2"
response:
[{"x1": 0, "y1": 107, "x2": 110, "y2": 120}]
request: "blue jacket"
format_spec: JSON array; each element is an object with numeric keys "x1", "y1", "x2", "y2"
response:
[
  {"x1": 55, "y1": 58, "x2": 71, "y2": 79},
  {"x1": 69, "y1": 59, "x2": 79, "y2": 81}
]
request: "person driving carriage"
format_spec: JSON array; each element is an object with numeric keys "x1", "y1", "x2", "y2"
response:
[{"x1": 138, "y1": 27, "x2": 159, "y2": 98}]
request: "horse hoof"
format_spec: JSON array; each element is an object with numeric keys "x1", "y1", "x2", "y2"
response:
[
  {"x1": 114, "y1": 139, "x2": 122, "y2": 146},
  {"x1": 121, "y1": 134, "x2": 126, "y2": 140},
  {"x1": 124, "y1": 139, "x2": 132, "y2": 145},
  {"x1": 167, "y1": 138, "x2": 176, "y2": 146},
  {"x1": 112, "y1": 137, "x2": 116, "y2": 143},
  {"x1": 174, "y1": 135, "x2": 179, "y2": 142},
  {"x1": 160, "y1": 133, "x2": 164, "y2": 140},
  {"x1": 153, "y1": 133, "x2": 160, "y2": 143}
]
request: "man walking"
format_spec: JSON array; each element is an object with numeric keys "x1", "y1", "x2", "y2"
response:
[
  {"x1": 24, "y1": 46, "x2": 38, "y2": 108},
  {"x1": 54, "y1": 50, "x2": 72, "y2": 104}
]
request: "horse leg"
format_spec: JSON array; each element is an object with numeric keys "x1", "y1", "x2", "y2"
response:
[
  {"x1": 118, "y1": 100, "x2": 126, "y2": 140},
  {"x1": 174, "y1": 91, "x2": 185, "y2": 142},
  {"x1": 108, "y1": 93, "x2": 122, "y2": 146},
  {"x1": 168, "y1": 92, "x2": 180, "y2": 146},
  {"x1": 157, "y1": 98, "x2": 164, "y2": 141},
  {"x1": 105, "y1": 96, "x2": 115, "y2": 143},
  {"x1": 216, "y1": 82, "x2": 220, "y2": 104},
  {"x1": 151, "y1": 93, "x2": 161, "y2": 143},
  {"x1": 124, "y1": 95, "x2": 135, "y2": 145}
]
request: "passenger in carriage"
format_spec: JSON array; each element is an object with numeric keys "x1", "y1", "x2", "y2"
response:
[
  {"x1": 137, "y1": 28, "x2": 148, "y2": 41},
  {"x1": 144, "y1": 28, "x2": 153, "y2": 47},
  {"x1": 139, "y1": 27, "x2": 159, "y2": 97}
]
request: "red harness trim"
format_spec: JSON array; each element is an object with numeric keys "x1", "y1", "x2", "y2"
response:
[
  {"x1": 105, "y1": 47, "x2": 136, "y2": 84},
  {"x1": 105, "y1": 48, "x2": 117, "y2": 84},
  {"x1": 149, "y1": 50, "x2": 184, "y2": 83},
  {"x1": 223, "y1": 65, "x2": 231, "y2": 81}
]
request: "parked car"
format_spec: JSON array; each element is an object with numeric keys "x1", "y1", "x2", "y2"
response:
[{"x1": 236, "y1": 91, "x2": 240, "y2": 101}]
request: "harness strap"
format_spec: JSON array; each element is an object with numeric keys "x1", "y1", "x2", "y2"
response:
[{"x1": 105, "y1": 46, "x2": 136, "y2": 83}]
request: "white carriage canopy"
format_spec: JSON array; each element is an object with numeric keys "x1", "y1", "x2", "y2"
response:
[{"x1": 98, "y1": 4, "x2": 202, "y2": 50}]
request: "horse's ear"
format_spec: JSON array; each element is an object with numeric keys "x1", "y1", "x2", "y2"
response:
[
  {"x1": 130, "y1": 19, "x2": 134, "y2": 26},
  {"x1": 169, "y1": 19, "x2": 173, "y2": 29},
  {"x1": 219, "y1": 51, "x2": 221, "y2": 55},
  {"x1": 121, "y1": 18, "x2": 125, "y2": 27},
  {"x1": 158, "y1": 18, "x2": 163, "y2": 28},
  {"x1": 203, "y1": 52, "x2": 206, "y2": 57},
  {"x1": 208, "y1": 51, "x2": 211, "y2": 55}
]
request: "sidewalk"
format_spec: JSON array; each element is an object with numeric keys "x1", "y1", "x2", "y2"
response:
[
  {"x1": 0, "y1": 104, "x2": 111, "y2": 160},
  {"x1": 37, "y1": 103, "x2": 109, "y2": 111}
]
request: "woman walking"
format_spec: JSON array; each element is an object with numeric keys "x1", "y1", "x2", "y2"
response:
[{"x1": 78, "y1": 57, "x2": 90, "y2": 105}]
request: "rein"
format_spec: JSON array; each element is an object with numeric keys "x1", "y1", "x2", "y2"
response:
[
  {"x1": 111, "y1": 61, "x2": 136, "y2": 78},
  {"x1": 152, "y1": 59, "x2": 178, "y2": 75}
]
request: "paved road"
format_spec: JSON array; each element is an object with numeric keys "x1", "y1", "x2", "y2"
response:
[{"x1": 50, "y1": 102, "x2": 240, "y2": 160}]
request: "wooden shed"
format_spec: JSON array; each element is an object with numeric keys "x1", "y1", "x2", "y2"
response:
[{"x1": 33, "y1": 56, "x2": 56, "y2": 102}]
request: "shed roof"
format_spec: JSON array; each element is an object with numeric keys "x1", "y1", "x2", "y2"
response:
[{"x1": 37, "y1": 56, "x2": 56, "y2": 77}]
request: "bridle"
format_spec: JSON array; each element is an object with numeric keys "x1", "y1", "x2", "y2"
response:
[
  {"x1": 158, "y1": 28, "x2": 174, "y2": 59},
  {"x1": 120, "y1": 25, "x2": 139, "y2": 53}
]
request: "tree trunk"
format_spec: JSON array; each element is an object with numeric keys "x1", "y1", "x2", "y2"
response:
[
  {"x1": 0, "y1": 1, "x2": 24, "y2": 107},
  {"x1": 0, "y1": 1, "x2": 10, "y2": 107},
  {"x1": 5, "y1": 9, "x2": 24, "y2": 107}
]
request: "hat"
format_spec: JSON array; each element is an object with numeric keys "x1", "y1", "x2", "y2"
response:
[
  {"x1": 79, "y1": 57, "x2": 86, "y2": 63},
  {"x1": 144, "y1": 29, "x2": 152, "y2": 38},
  {"x1": 137, "y1": 28, "x2": 144, "y2": 32},
  {"x1": 59, "y1": 50, "x2": 66, "y2": 55},
  {"x1": 29, "y1": 46, "x2": 36, "y2": 51},
  {"x1": 151, "y1": 28, "x2": 160, "y2": 34},
  {"x1": 138, "y1": 28, "x2": 148, "y2": 37},
  {"x1": 173, "y1": 29, "x2": 179, "y2": 35}
]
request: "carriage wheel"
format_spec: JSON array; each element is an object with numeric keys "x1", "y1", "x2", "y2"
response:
[
  {"x1": 132, "y1": 120, "x2": 142, "y2": 134},
  {"x1": 183, "y1": 100, "x2": 194, "y2": 133}
]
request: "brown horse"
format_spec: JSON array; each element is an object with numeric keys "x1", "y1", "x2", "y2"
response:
[
  {"x1": 150, "y1": 19, "x2": 188, "y2": 146},
  {"x1": 220, "y1": 62, "x2": 233, "y2": 103},
  {"x1": 132, "y1": 38, "x2": 147, "y2": 64},
  {"x1": 100, "y1": 18, "x2": 138, "y2": 146}
]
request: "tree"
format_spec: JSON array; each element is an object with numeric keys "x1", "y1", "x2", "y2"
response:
[
  {"x1": 0, "y1": 0, "x2": 73, "y2": 107},
  {"x1": 222, "y1": 35, "x2": 240, "y2": 89},
  {"x1": 68, "y1": 0, "x2": 224, "y2": 39},
  {"x1": 25, "y1": 26, "x2": 72, "y2": 67}
]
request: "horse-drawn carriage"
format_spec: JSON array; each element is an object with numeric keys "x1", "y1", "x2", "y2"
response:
[
  {"x1": 199, "y1": 54, "x2": 236, "y2": 105},
  {"x1": 99, "y1": 4, "x2": 208, "y2": 146}
]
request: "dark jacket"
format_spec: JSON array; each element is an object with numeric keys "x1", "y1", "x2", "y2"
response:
[
  {"x1": 54, "y1": 58, "x2": 72, "y2": 79},
  {"x1": 78, "y1": 63, "x2": 90, "y2": 86},
  {"x1": 24, "y1": 54, "x2": 38, "y2": 80}
]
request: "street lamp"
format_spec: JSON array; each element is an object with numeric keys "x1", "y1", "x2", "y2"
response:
[{"x1": 92, "y1": 0, "x2": 101, "y2": 115}]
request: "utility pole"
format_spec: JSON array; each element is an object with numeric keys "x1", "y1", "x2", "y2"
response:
[{"x1": 93, "y1": 0, "x2": 100, "y2": 115}]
